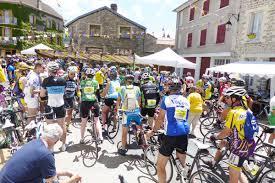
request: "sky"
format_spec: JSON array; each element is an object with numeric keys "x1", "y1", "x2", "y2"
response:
[{"x1": 42, "y1": 0, "x2": 187, "y2": 38}]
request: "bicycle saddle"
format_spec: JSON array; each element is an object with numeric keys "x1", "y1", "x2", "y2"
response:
[{"x1": 190, "y1": 139, "x2": 210, "y2": 150}]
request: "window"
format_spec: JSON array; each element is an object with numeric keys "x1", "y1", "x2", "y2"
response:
[
  {"x1": 29, "y1": 15, "x2": 36, "y2": 25},
  {"x1": 214, "y1": 59, "x2": 230, "y2": 66},
  {"x1": 220, "y1": 0, "x2": 229, "y2": 9},
  {"x1": 249, "y1": 12, "x2": 263, "y2": 40},
  {"x1": 202, "y1": 0, "x2": 210, "y2": 16},
  {"x1": 46, "y1": 19, "x2": 51, "y2": 28},
  {"x1": 4, "y1": 27, "x2": 11, "y2": 37},
  {"x1": 90, "y1": 25, "x2": 101, "y2": 37},
  {"x1": 187, "y1": 33, "x2": 192, "y2": 47},
  {"x1": 200, "y1": 29, "x2": 207, "y2": 46},
  {"x1": 216, "y1": 24, "x2": 226, "y2": 44},
  {"x1": 120, "y1": 26, "x2": 131, "y2": 39},
  {"x1": 189, "y1": 7, "x2": 195, "y2": 21}
]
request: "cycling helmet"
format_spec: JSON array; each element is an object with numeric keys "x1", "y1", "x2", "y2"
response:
[
  {"x1": 141, "y1": 72, "x2": 150, "y2": 80},
  {"x1": 219, "y1": 77, "x2": 227, "y2": 83},
  {"x1": 110, "y1": 71, "x2": 118, "y2": 80},
  {"x1": 223, "y1": 86, "x2": 247, "y2": 98},
  {"x1": 171, "y1": 72, "x2": 177, "y2": 78},
  {"x1": 187, "y1": 72, "x2": 192, "y2": 76},
  {"x1": 67, "y1": 66, "x2": 78, "y2": 73},
  {"x1": 202, "y1": 74, "x2": 209, "y2": 80},
  {"x1": 120, "y1": 67, "x2": 126, "y2": 73},
  {"x1": 47, "y1": 61, "x2": 60, "y2": 72},
  {"x1": 110, "y1": 66, "x2": 117, "y2": 73},
  {"x1": 125, "y1": 74, "x2": 134, "y2": 82},
  {"x1": 167, "y1": 77, "x2": 182, "y2": 91},
  {"x1": 85, "y1": 68, "x2": 95, "y2": 76}
]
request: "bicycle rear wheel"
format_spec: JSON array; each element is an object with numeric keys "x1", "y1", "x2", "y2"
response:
[
  {"x1": 107, "y1": 114, "x2": 119, "y2": 139},
  {"x1": 259, "y1": 169, "x2": 275, "y2": 183},
  {"x1": 81, "y1": 134, "x2": 98, "y2": 167},
  {"x1": 199, "y1": 117, "x2": 218, "y2": 137},
  {"x1": 144, "y1": 144, "x2": 173, "y2": 183},
  {"x1": 189, "y1": 170, "x2": 225, "y2": 183}
]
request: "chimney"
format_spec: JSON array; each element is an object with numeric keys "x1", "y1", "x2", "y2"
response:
[
  {"x1": 110, "y1": 4, "x2": 117, "y2": 12},
  {"x1": 37, "y1": 0, "x2": 41, "y2": 10}
]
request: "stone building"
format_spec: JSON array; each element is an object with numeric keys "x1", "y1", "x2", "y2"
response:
[
  {"x1": 0, "y1": 0, "x2": 64, "y2": 56},
  {"x1": 174, "y1": 0, "x2": 240, "y2": 80},
  {"x1": 66, "y1": 4, "x2": 149, "y2": 56},
  {"x1": 235, "y1": 0, "x2": 275, "y2": 61}
]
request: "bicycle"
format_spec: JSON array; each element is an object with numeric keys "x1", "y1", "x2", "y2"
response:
[{"x1": 106, "y1": 101, "x2": 120, "y2": 139}]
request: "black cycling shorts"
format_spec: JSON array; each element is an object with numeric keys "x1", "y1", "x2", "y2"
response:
[
  {"x1": 64, "y1": 98, "x2": 74, "y2": 109},
  {"x1": 45, "y1": 105, "x2": 66, "y2": 119},
  {"x1": 159, "y1": 135, "x2": 188, "y2": 157},
  {"x1": 80, "y1": 101, "x2": 100, "y2": 118},
  {"x1": 104, "y1": 98, "x2": 116, "y2": 107},
  {"x1": 141, "y1": 108, "x2": 155, "y2": 117}
]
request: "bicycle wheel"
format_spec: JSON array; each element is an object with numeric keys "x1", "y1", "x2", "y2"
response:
[
  {"x1": 255, "y1": 145, "x2": 270, "y2": 160},
  {"x1": 107, "y1": 114, "x2": 119, "y2": 139},
  {"x1": 81, "y1": 134, "x2": 98, "y2": 167},
  {"x1": 189, "y1": 170, "x2": 225, "y2": 183},
  {"x1": 144, "y1": 144, "x2": 173, "y2": 183},
  {"x1": 259, "y1": 169, "x2": 275, "y2": 183},
  {"x1": 199, "y1": 117, "x2": 218, "y2": 137}
]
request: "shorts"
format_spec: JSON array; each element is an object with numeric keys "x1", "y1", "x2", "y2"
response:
[
  {"x1": 159, "y1": 135, "x2": 188, "y2": 157},
  {"x1": 45, "y1": 105, "x2": 66, "y2": 119},
  {"x1": 80, "y1": 101, "x2": 100, "y2": 118},
  {"x1": 122, "y1": 110, "x2": 142, "y2": 127},
  {"x1": 228, "y1": 153, "x2": 247, "y2": 170},
  {"x1": 64, "y1": 98, "x2": 74, "y2": 109},
  {"x1": 25, "y1": 96, "x2": 39, "y2": 108},
  {"x1": 141, "y1": 108, "x2": 155, "y2": 117},
  {"x1": 104, "y1": 98, "x2": 116, "y2": 107}
]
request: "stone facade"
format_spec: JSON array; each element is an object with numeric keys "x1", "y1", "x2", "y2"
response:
[
  {"x1": 174, "y1": 0, "x2": 240, "y2": 80},
  {"x1": 235, "y1": 0, "x2": 275, "y2": 61},
  {"x1": 66, "y1": 5, "x2": 147, "y2": 56}
]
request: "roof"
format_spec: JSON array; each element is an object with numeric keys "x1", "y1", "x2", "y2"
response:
[
  {"x1": 0, "y1": 0, "x2": 63, "y2": 20},
  {"x1": 173, "y1": 0, "x2": 199, "y2": 12},
  {"x1": 65, "y1": 6, "x2": 146, "y2": 30}
]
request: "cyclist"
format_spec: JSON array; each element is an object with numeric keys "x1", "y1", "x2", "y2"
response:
[
  {"x1": 64, "y1": 66, "x2": 79, "y2": 133},
  {"x1": 268, "y1": 94, "x2": 275, "y2": 144},
  {"x1": 119, "y1": 67, "x2": 126, "y2": 86},
  {"x1": 185, "y1": 72, "x2": 194, "y2": 94},
  {"x1": 79, "y1": 68, "x2": 102, "y2": 143},
  {"x1": 116, "y1": 74, "x2": 142, "y2": 156},
  {"x1": 148, "y1": 77, "x2": 190, "y2": 183},
  {"x1": 101, "y1": 66, "x2": 120, "y2": 131},
  {"x1": 95, "y1": 67, "x2": 105, "y2": 102},
  {"x1": 208, "y1": 87, "x2": 256, "y2": 183},
  {"x1": 133, "y1": 67, "x2": 141, "y2": 86},
  {"x1": 140, "y1": 72, "x2": 160, "y2": 128},
  {"x1": 40, "y1": 61, "x2": 67, "y2": 151}
]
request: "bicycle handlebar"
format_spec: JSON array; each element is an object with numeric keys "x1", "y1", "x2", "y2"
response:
[{"x1": 25, "y1": 109, "x2": 54, "y2": 119}]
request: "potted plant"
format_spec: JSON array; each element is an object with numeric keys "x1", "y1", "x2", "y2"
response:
[{"x1": 247, "y1": 33, "x2": 256, "y2": 40}]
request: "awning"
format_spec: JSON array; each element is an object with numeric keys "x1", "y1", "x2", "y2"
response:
[{"x1": 21, "y1": 43, "x2": 53, "y2": 55}]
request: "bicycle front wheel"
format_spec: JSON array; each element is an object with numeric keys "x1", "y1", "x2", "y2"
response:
[
  {"x1": 107, "y1": 118, "x2": 119, "y2": 139},
  {"x1": 144, "y1": 145, "x2": 173, "y2": 183},
  {"x1": 259, "y1": 169, "x2": 275, "y2": 183},
  {"x1": 189, "y1": 170, "x2": 225, "y2": 183}
]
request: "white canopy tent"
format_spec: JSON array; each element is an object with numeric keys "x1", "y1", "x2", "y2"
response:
[
  {"x1": 135, "y1": 47, "x2": 196, "y2": 69},
  {"x1": 206, "y1": 61, "x2": 275, "y2": 98},
  {"x1": 21, "y1": 43, "x2": 53, "y2": 55}
]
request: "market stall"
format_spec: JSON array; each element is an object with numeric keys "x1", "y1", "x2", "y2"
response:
[
  {"x1": 206, "y1": 61, "x2": 275, "y2": 98},
  {"x1": 135, "y1": 47, "x2": 196, "y2": 69},
  {"x1": 21, "y1": 43, "x2": 53, "y2": 55}
]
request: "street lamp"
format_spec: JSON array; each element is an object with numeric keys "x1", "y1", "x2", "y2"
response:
[{"x1": 226, "y1": 13, "x2": 240, "y2": 30}]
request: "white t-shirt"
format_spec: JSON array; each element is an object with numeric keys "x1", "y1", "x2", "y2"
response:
[{"x1": 270, "y1": 96, "x2": 275, "y2": 111}]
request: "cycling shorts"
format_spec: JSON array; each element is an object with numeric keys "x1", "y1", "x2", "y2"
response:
[
  {"x1": 104, "y1": 98, "x2": 116, "y2": 107},
  {"x1": 64, "y1": 97, "x2": 74, "y2": 109},
  {"x1": 122, "y1": 110, "x2": 142, "y2": 127},
  {"x1": 80, "y1": 101, "x2": 100, "y2": 118},
  {"x1": 141, "y1": 108, "x2": 155, "y2": 117},
  {"x1": 45, "y1": 105, "x2": 66, "y2": 119},
  {"x1": 159, "y1": 135, "x2": 188, "y2": 157},
  {"x1": 228, "y1": 153, "x2": 247, "y2": 171}
]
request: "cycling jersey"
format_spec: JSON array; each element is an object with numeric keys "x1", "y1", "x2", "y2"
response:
[
  {"x1": 160, "y1": 95, "x2": 190, "y2": 136},
  {"x1": 269, "y1": 96, "x2": 275, "y2": 125},
  {"x1": 42, "y1": 76, "x2": 66, "y2": 108},
  {"x1": 64, "y1": 79, "x2": 77, "y2": 99},
  {"x1": 187, "y1": 92, "x2": 203, "y2": 113},
  {"x1": 134, "y1": 71, "x2": 141, "y2": 84},
  {"x1": 140, "y1": 81, "x2": 159, "y2": 108},
  {"x1": 119, "y1": 75, "x2": 126, "y2": 86},
  {"x1": 185, "y1": 76, "x2": 194, "y2": 89},
  {"x1": 95, "y1": 70, "x2": 104, "y2": 85},
  {"x1": 107, "y1": 79, "x2": 120, "y2": 99},
  {"x1": 196, "y1": 79, "x2": 204, "y2": 88},
  {"x1": 204, "y1": 82, "x2": 212, "y2": 100},
  {"x1": 80, "y1": 79, "x2": 99, "y2": 102},
  {"x1": 119, "y1": 85, "x2": 141, "y2": 111}
]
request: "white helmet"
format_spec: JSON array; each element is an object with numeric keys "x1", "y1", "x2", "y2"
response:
[
  {"x1": 67, "y1": 66, "x2": 78, "y2": 73},
  {"x1": 47, "y1": 61, "x2": 59, "y2": 72},
  {"x1": 142, "y1": 72, "x2": 150, "y2": 80},
  {"x1": 223, "y1": 86, "x2": 247, "y2": 97},
  {"x1": 85, "y1": 68, "x2": 95, "y2": 75},
  {"x1": 219, "y1": 77, "x2": 227, "y2": 83}
]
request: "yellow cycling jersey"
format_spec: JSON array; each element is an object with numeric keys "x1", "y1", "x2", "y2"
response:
[
  {"x1": 95, "y1": 71, "x2": 104, "y2": 85},
  {"x1": 187, "y1": 92, "x2": 203, "y2": 113},
  {"x1": 225, "y1": 106, "x2": 247, "y2": 140}
]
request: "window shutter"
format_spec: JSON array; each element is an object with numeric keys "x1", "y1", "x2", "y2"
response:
[
  {"x1": 189, "y1": 7, "x2": 195, "y2": 21},
  {"x1": 200, "y1": 29, "x2": 207, "y2": 46},
  {"x1": 216, "y1": 24, "x2": 226, "y2": 44},
  {"x1": 187, "y1": 33, "x2": 192, "y2": 47},
  {"x1": 202, "y1": 0, "x2": 210, "y2": 16},
  {"x1": 220, "y1": 0, "x2": 229, "y2": 9}
]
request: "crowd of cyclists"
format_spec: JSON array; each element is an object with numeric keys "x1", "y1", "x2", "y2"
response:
[{"x1": 0, "y1": 55, "x2": 274, "y2": 183}]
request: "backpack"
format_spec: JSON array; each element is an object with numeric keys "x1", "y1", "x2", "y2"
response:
[
  {"x1": 124, "y1": 86, "x2": 138, "y2": 111},
  {"x1": 12, "y1": 81, "x2": 24, "y2": 98},
  {"x1": 244, "y1": 110, "x2": 259, "y2": 141}
]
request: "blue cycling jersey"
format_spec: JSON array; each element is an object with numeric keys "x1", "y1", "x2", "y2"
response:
[
  {"x1": 160, "y1": 95, "x2": 190, "y2": 136},
  {"x1": 107, "y1": 79, "x2": 120, "y2": 99}
]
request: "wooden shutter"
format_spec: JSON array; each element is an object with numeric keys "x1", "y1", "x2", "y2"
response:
[
  {"x1": 216, "y1": 24, "x2": 226, "y2": 44},
  {"x1": 189, "y1": 7, "x2": 195, "y2": 21},
  {"x1": 200, "y1": 29, "x2": 207, "y2": 46},
  {"x1": 187, "y1": 33, "x2": 192, "y2": 47},
  {"x1": 220, "y1": 0, "x2": 229, "y2": 9},
  {"x1": 202, "y1": 0, "x2": 210, "y2": 16}
]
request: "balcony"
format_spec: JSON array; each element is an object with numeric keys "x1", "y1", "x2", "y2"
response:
[
  {"x1": 0, "y1": 16, "x2": 17, "y2": 25},
  {"x1": 0, "y1": 39, "x2": 17, "y2": 46}
]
